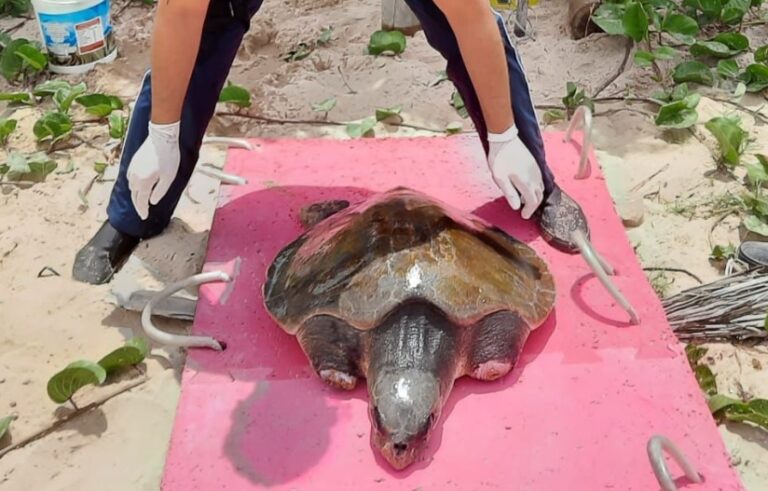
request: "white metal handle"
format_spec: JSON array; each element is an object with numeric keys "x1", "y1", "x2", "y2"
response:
[
  {"x1": 141, "y1": 271, "x2": 231, "y2": 351},
  {"x1": 572, "y1": 229, "x2": 640, "y2": 325},
  {"x1": 196, "y1": 164, "x2": 248, "y2": 185},
  {"x1": 202, "y1": 136, "x2": 255, "y2": 151},
  {"x1": 564, "y1": 105, "x2": 593, "y2": 180},
  {"x1": 647, "y1": 434, "x2": 703, "y2": 491}
]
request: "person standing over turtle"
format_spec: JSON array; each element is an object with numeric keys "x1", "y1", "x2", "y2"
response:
[{"x1": 72, "y1": 0, "x2": 590, "y2": 285}]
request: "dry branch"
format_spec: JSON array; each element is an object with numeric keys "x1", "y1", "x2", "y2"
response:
[{"x1": 663, "y1": 267, "x2": 768, "y2": 342}]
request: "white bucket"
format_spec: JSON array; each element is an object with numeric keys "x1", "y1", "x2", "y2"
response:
[{"x1": 31, "y1": 0, "x2": 117, "y2": 75}]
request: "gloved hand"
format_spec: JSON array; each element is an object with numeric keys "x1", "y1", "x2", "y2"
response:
[
  {"x1": 126, "y1": 121, "x2": 181, "y2": 220},
  {"x1": 487, "y1": 124, "x2": 545, "y2": 220}
]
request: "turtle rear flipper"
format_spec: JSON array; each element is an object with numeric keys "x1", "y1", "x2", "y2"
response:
[
  {"x1": 299, "y1": 200, "x2": 350, "y2": 228},
  {"x1": 467, "y1": 311, "x2": 531, "y2": 381}
]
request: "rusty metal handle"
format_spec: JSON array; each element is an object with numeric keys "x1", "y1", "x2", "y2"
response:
[
  {"x1": 564, "y1": 105, "x2": 593, "y2": 180},
  {"x1": 647, "y1": 434, "x2": 703, "y2": 491},
  {"x1": 572, "y1": 229, "x2": 640, "y2": 325},
  {"x1": 141, "y1": 271, "x2": 231, "y2": 351}
]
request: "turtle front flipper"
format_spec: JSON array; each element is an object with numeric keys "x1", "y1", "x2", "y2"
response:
[
  {"x1": 467, "y1": 311, "x2": 531, "y2": 381},
  {"x1": 299, "y1": 200, "x2": 350, "y2": 228},
  {"x1": 297, "y1": 315, "x2": 363, "y2": 390}
]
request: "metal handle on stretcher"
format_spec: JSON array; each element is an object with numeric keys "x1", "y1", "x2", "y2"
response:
[
  {"x1": 141, "y1": 271, "x2": 231, "y2": 351},
  {"x1": 647, "y1": 435, "x2": 703, "y2": 491},
  {"x1": 572, "y1": 229, "x2": 640, "y2": 325},
  {"x1": 564, "y1": 105, "x2": 592, "y2": 180},
  {"x1": 194, "y1": 136, "x2": 252, "y2": 184}
]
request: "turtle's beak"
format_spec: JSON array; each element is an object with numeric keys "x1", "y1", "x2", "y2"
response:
[{"x1": 371, "y1": 429, "x2": 421, "y2": 470}]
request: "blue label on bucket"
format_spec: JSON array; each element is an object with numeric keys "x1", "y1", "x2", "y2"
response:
[{"x1": 37, "y1": 1, "x2": 113, "y2": 64}]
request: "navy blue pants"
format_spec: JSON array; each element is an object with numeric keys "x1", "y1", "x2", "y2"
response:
[{"x1": 107, "y1": 0, "x2": 556, "y2": 238}]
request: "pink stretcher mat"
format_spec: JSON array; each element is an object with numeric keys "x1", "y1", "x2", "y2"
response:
[{"x1": 161, "y1": 133, "x2": 744, "y2": 490}]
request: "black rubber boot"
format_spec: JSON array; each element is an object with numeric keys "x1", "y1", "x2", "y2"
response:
[
  {"x1": 532, "y1": 185, "x2": 590, "y2": 254},
  {"x1": 737, "y1": 241, "x2": 768, "y2": 267},
  {"x1": 72, "y1": 221, "x2": 140, "y2": 285}
]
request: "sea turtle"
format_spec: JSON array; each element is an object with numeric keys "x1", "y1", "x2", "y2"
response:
[{"x1": 263, "y1": 187, "x2": 555, "y2": 469}]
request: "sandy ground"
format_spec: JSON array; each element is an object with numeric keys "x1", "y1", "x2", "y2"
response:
[{"x1": 0, "y1": 1, "x2": 767, "y2": 489}]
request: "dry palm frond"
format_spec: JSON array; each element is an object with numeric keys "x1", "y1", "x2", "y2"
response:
[{"x1": 662, "y1": 267, "x2": 768, "y2": 342}]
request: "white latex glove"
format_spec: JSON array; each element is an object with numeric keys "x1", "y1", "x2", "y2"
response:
[
  {"x1": 487, "y1": 125, "x2": 545, "y2": 220},
  {"x1": 127, "y1": 121, "x2": 181, "y2": 220}
]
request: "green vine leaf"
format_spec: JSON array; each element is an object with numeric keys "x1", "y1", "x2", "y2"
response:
[
  {"x1": 710, "y1": 244, "x2": 737, "y2": 261},
  {"x1": 741, "y1": 64, "x2": 768, "y2": 92},
  {"x1": 452, "y1": 90, "x2": 469, "y2": 119},
  {"x1": 622, "y1": 2, "x2": 649, "y2": 42},
  {"x1": 695, "y1": 364, "x2": 718, "y2": 396},
  {"x1": 655, "y1": 94, "x2": 700, "y2": 128},
  {"x1": 367, "y1": 30, "x2": 406, "y2": 56},
  {"x1": 0, "y1": 0, "x2": 31, "y2": 17},
  {"x1": 317, "y1": 26, "x2": 333, "y2": 46},
  {"x1": 33, "y1": 80, "x2": 73, "y2": 98},
  {"x1": 47, "y1": 360, "x2": 107, "y2": 404},
  {"x1": 708, "y1": 394, "x2": 742, "y2": 415},
  {"x1": 0, "y1": 415, "x2": 12, "y2": 441},
  {"x1": 652, "y1": 46, "x2": 679, "y2": 60},
  {"x1": 282, "y1": 42, "x2": 314, "y2": 62},
  {"x1": 2, "y1": 151, "x2": 57, "y2": 182},
  {"x1": 694, "y1": 0, "x2": 724, "y2": 18},
  {"x1": 744, "y1": 215, "x2": 768, "y2": 236},
  {"x1": 33, "y1": 111, "x2": 73, "y2": 144},
  {"x1": 685, "y1": 343, "x2": 708, "y2": 368},
  {"x1": 634, "y1": 50, "x2": 655, "y2": 67},
  {"x1": 690, "y1": 41, "x2": 736, "y2": 59},
  {"x1": 0, "y1": 38, "x2": 28, "y2": 82},
  {"x1": 218, "y1": 81, "x2": 251, "y2": 108},
  {"x1": 721, "y1": 0, "x2": 750, "y2": 25},
  {"x1": 673, "y1": 61, "x2": 714, "y2": 85},
  {"x1": 345, "y1": 116, "x2": 376, "y2": 138},
  {"x1": 15, "y1": 44, "x2": 47, "y2": 72},
  {"x1": 108, "y1": 112, "x2": 127, "y2": 139},
  {"x1": 311, "y1": 97, "x2": 336, "y2": 113},
  {"x1": 661, "y1": 13, "x2": 699, "y2": 37},
  {"x1": 756, "y1": 46, "x2": 768, "y2": 64},
  {"x1": 723, "y1": 398, "x2": 768, "y2": 429},
  {"x1": 543, "y1": 109, "x2": 566, "y2": 124},
  {"x1": 0, "y1": 118, "x2": 17, "y2": 145},
  {"x1": 0, "y1": 91, "x2": 31, "y2": 104},
  {"x1": 744, "y1": 194, "x2": 768, "y2": 218},
  {"x1": 717, "y1": 59, "x2": 740, "y2": 79},
  {"x1": 731, "y1": 82, "x2": 747, "y2": 102},
  {"x1": 97, "y1": 337, "x2": 149, "y2": 375},
  {"x1": 591, "y1": 3, "x2": 627, "y2": 36},
  {"x1": 445, "y1": 121, "x2": 463, "y2": 134},
  {"x1": 52, "y1": 82, "x2": 87, "y2": 114},
  {"x1": 375, "y1": 105, "x2": 402, "y2": 123},
  {"x1": 75, "y1": 93, "x2": 124, "y2": 117},
  {"x1": 704, "y1": 116, "x2": 747, "y2": 167},
  {"x1": 712, "y1": 32, "x2": 749, "y2": 53},
  {"x1": 746, "y1": 155, "x2": 768, "y2": 188},
  {"x1": 562, "y1": 82, "x2": 595, "y2": 113}
]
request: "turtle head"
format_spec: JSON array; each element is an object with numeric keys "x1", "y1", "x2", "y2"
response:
[{"x1": 368, "y1": 368, "x2": 444, "y2": 470}]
